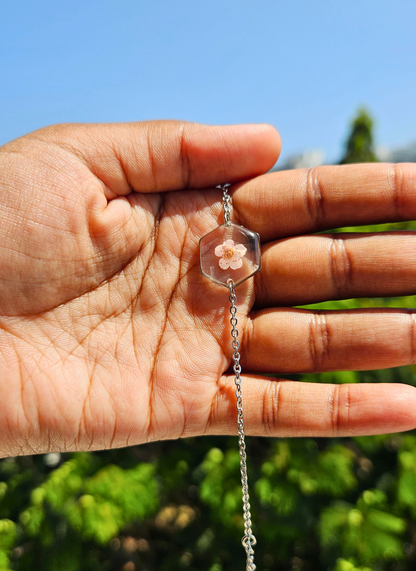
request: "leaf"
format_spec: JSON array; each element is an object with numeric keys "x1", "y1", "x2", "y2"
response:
[
  {"x1": 319, "y1": 490, "x2": 406, "y2": 565},
  {"x1": 0, "y1": 519, "x2": 17, "y2": 570},
  {"x1": 333, "y1": 558, "x2": 372, "y2": 571}
]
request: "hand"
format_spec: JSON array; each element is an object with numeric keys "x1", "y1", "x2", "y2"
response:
[{"x1": 0, "y1": 121, "x2": 415, "y2": 457}]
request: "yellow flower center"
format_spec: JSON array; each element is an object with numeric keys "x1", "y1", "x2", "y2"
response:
[{"x1": 223, "y1": 247, "x2": 235, "y2": 259}]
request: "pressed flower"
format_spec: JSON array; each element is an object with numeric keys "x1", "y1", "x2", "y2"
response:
[{"x1": 214, "y1": 239, "x2": 247, "y2": 270}]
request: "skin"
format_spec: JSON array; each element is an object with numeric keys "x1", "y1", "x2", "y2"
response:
[{"x1": 0, "y1": 120, "x2": 416, "y2": 458}]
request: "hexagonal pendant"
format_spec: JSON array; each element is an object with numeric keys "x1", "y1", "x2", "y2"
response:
[{"x1": 199, "y1": 223, "x2": 261, "y2": 288}]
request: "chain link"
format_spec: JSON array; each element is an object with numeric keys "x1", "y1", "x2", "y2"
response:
[
  {"x1": 222, "y1": 184, "x2": 232, "y2": 227},
  {"x1": 222, "y1": 184, "x2": 257, "y2": 570},
  {"x1": 228, "y1": 280, "x2": 257, "y2": 571}
]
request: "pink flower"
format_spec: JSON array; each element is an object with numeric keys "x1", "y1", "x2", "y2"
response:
[{"x1": 214, "y1": 239, "x2": 247, "y2": 270}]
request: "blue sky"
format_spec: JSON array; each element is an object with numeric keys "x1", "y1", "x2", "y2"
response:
[{"x1": 1, "y1": 0, "x2": 415, "y2": 165}]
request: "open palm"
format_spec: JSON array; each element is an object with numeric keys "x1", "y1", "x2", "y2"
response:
[{"x1": 1, "y1": 121, "x2": 416, "y2": 458}]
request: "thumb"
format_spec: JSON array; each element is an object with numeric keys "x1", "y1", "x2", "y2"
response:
[{"x1": 28, "y1": 120, "x2": 281, "y2": 195}]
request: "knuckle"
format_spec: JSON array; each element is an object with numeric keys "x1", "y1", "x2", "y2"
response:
[
  {"x1": 241, "y1": 316, "x2": 254, "y2": 365},
  {"x1": 408, "y1": 310, "x2": 416, "y2": 364},
  {"x1": 178, "y1": 123, "x2": 191, "y2": 189},
  {"x1": 261, "y1": 381, "x2": 281, "y2": 437},
  {"x1": 145, "y1": 123, "x2": 159, "y2": 192},
  {"x1": 304, "y1": 167, "x2": 325, "y2": 229},
  {"x1": 330, "y1": 384, "x2": 351, "y2": 434},
  {"x1": 389, "y1": 163, "x2": 416, "y2": 220},
  {"x1": 329, "y1": 237, "x2": 353, "y2": 294},
  {"x1": 389, "y1": 163, "x2": 403, "y2": 219},
  {"x1": 253, "y1": 272, "x2": 266, "y2": 308},
  {"x1": 309, "y1": 312, "x2": 330, "y2": 371}
]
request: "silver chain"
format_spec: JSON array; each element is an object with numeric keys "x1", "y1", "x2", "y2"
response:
[
  {"x1": 222, "y1": 184, "x2": 232, "y2": 227},
  {"x1": 222, "y1": 185, "x2": 257, "y2": 571}
]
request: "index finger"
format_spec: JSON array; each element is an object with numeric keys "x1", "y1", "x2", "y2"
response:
[{"x1": 233, "y1": 163, "x2": 416, "y2": 242}]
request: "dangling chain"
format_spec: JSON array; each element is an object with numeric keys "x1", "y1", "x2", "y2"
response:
[{"x1": 222, "y1": 186, "x2": 257, "y2": 571}]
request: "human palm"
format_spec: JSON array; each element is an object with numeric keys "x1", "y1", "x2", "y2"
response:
[{"x1": 1, "y1": 120, "x2": 416, "y2": 458}]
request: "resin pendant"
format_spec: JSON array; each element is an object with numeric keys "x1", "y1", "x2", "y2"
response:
[{"x1": 199, "y1": 222, "x2": 261, "y2": 288}]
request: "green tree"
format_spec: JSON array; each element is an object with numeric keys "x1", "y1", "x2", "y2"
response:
[{"x1": 339, "y1": 108, "x2": 378, "y2": 164}]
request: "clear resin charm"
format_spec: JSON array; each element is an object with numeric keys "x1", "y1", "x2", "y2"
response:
[{"x1": 199, "y1": 223, "x2": 261, "y2": 287}]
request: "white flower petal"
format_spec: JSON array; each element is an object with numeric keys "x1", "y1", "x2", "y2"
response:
[
  {"x1": 219, "y1": 257, "x2": 230, "y2": 269},
  {"x1": 214, "y1": 244, "x2": 224, "y2": 257},
  {"x1": 229, "y1": 257, "x2": 243, "y2": 269},
  {"x1": 234, "y1": 244, "x2": 247, "y2": 256},
  {"x1": 224, "y1": 239, "x2": 235, "y2": 248}
]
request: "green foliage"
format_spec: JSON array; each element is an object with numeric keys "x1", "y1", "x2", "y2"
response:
[
  {"x1": 0, "y1": 453, "x2": 159, "y2": 570},
  {"x1": 320, "y1": 490, "x2": 406, "y2": 565},
  {"x1": 397, "y1": 435, "x2": 416, "y2": 516},
  {"x1": 257, "y1": 440, "x2": 356, "y2": 502},
  {"x1": 69, "y1": 463, "x2": 158, "y2": 543},
  {"x1": 199, "y1": 448, "x2": 244, "y2": 527},
  {"x1": 0, "y1": 518, "x2": 17, "y2": 570},
  {"x1": 333, "y1": 558, "x2": 372, "y2": 571},
  {"x1": 339, "y1": 108, "x2": 378, "y2": 164}
]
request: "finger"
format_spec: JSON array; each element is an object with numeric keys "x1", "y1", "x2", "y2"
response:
[
  {"x1": 207, "y1": 377, "x2": 416, "y2": 437},
  {"x1": 256, "y1": 232, "x2": 416, "y2": 307},
  {"x1": 25, "y1": 121, "x2": 281, "y2": 195},
  {"x1": 233, "y1": 163, "x2": 416, "y2": 242},
  {"x1": 244, "y1": 308, "x2": 416, "y2": 373}
]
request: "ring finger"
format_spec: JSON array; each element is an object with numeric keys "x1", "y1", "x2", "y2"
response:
[{"x1": 243, "y1": 307, "x2": 416, "y2": 373}]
